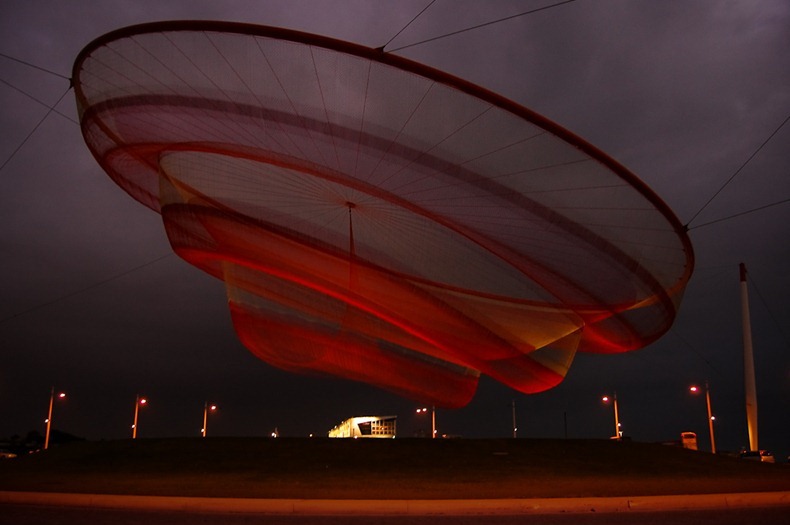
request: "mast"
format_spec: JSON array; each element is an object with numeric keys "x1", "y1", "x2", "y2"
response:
[{"x1": 739, "y1": 263, "x2": 758, "y2": 452}]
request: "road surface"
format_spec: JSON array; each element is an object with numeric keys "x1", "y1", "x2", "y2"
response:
[{"x1": 1, "y1": 503, "x2": 787, "y2": 525}]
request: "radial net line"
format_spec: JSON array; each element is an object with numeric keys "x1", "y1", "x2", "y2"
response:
[
  {"x1": 91, "y1": 41, "x2": 257, "y2": 157},
  {"x1": 351, "y1": 196, "x2": 663, "y2": 292},
  {"x1": 165, "y1": 157, "x2": 351, "y2": 223},
  {"x1": 121, "y1": 33, "x2": 289, "y2": 160},
  {"x1": 384, "y1": 105, "x2": 496, "y2": 192},
  {"x1": 364, "y1": 81, "x2": 437, "y2": 185},
  {"x1": 352, "y1": 61, "x2": 373, "y2": 181},
  {"x1": 388, "y1": 0, "x2": 579, "y2": 53},
  {"x1": 202, "y1": 153, "x2": 350, "y2": 204},
  {"x1": 166, "y1": 32, "x2": 292, "y2": 156},
  {"x1": 252, "y1": 34, "x2": 340, "y2": 171},
  {"x1": 0, "y1": 86, "x2": 71, "y2": 174},
  {"x1": 95, "y1": 35, "x2": 314, "y2": 176},
  {"x1": 381, "y1": 0, "x2": 437, "y2": 51},
  {"x1": 392, "y1": 127, "x2": 549, "y2": 197},
  {"x1": 161, "y1": 32, "x2": 268, "y2": 148},
  {"x1": 204, "y1": 32, "x2": 299, "y2": 157},
  {"x1": 309, "y1": 46, "x2": 344, "y2": 173},
  {"x1": 252, "y1": 37, "x2": 332, "y2": 164},
  {"x1": 686, "y1": 112, "x2": 790, "y2": 228}
]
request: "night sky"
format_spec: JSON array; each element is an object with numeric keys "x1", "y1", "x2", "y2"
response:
[{"x1": 1, "y1": 1, "x2": 788, "y2": 459}]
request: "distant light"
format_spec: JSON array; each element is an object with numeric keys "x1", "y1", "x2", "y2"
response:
[
  {"x1": 210, "y1": 405, "x2": 217, "y2": 411},
  {"x1": 131, "y1": 424, "x2": 135, "y2": 429},
  {"x1": 602, "y1": 396, "x2": 610, "y2": 402},
  {"x1": 689, "y1": 386, "x2": 699, "y2": 393},
  {"x1": 710, "y1": 416, "x2": 716, "y2": 421},
  {"x1": 58, "y1": 393, "x2": 66, "y2": 398},
  {"x1": 140, "y1": 398, "x2": 147, "y2": 405},
  {"x1": 44, "y1": 418, "x2": 49, "y2": 424}
]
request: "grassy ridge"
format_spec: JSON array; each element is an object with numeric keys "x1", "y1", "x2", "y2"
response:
[{"x1": 1, "y1": 437, "x2": 788, "y2": 499}]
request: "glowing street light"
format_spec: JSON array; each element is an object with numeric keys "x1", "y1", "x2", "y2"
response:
[
  {"x1": 132, "y1": 395, "x2": 147, "y2": 439},
  {"x1": 602, "y1": 393, "x2": 621, "y2": 439},
  {"x1": 690, "y1": 382, "x2": 716, "y2": 454},
  {"x1": 44, "y1": 387, "x2": 66, "y2": 450},
  {"x1": 201, "y1": 402, "x2": 218, "y2": 437},
  {"x1": 416, "y1": 406, "x2": 436, "y2": 438}
]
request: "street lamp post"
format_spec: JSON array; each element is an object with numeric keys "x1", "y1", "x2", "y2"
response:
[
  {"x1": 132, "y1": 395, "x2": 147, "y2": 439},
  {"x1": 690, "y1": 382, "x2": 716, "y2": 454},
  {"x1": 44, "y1": 387, "x2": 66, "y2": 450},
  {"x1": 202, "y1": 402, "x2": 217, "y2": 437},
  {"x1": 416, "y1": 407, "x2": 436, "y2": 438},
  {"x1": 602, "y1": 393, "x2": 620, "y2": 439}
]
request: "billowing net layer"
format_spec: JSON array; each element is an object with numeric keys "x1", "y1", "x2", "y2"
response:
[{"x1": 73, "y1": 21, "x2": 694, "y2": 408}]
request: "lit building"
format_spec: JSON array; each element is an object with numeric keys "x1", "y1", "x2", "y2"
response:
[{"x1": 328, "y1": 416, "x2": 397, "y2": 438}]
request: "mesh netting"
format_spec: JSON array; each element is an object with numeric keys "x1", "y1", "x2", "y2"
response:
[{"x1": 73, "y1": 22, "x2": 694, "y2": 407}]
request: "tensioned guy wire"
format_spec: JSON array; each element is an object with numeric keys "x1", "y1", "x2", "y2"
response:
[
  {"x1": 686, "y1": 113, "x2": 790, "y2": 229},
  {"x1": 0, "y1": 85, "x2": 71, "y2": 173},
  {"x1": 381, "y1": 0, "x2": 436, "y2": 51},
  {"x1": 0, "y1": 51, "x2": 71, "y2": 81},
  {"x1": 387, "y1": 0, "x2": 578, "y2": 53},
  {"x1": 0, "y1": 77, "x2": 78, "y2": 124},
  {"x1": 687, "y1": 197, "x2": 790, "y2": 231},
  {"x1": 0, "y1": 254, "x2": 174, "y2": 327}
]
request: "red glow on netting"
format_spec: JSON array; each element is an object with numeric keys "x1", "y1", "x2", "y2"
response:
[{"x1": 72, "y1": 21, "x2": 693, "y2": 408}]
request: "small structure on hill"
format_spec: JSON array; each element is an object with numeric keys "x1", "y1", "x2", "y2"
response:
[{"x1": 328, "y1": 416, "x2": 397, "y2": 438}]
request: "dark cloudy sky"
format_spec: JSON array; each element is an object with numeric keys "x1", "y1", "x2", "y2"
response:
[{"x1": 1, "y1": 1, "x2": 788, "y2": 458}]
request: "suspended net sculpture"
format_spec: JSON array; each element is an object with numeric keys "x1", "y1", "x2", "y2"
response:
[{"x1": 73, "y1": 22, "x2": 694, "y2": 408}]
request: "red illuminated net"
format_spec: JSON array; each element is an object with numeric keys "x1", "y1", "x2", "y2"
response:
[{"x1": 73, "y1": 22, "x2": 694, "y2": 408}]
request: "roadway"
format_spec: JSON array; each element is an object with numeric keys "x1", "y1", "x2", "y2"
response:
[{"x1": 1, "y1": 503, "x2": 787, "y2": 524}]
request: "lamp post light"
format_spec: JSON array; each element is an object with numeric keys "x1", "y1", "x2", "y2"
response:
[
  {"x1": 602, "y1": 393, "x2": 621, "y2": 439},
  {"x1": 132, "y1": 395, "x2": 147, "y2": 439},
  {"x1": 202, "y1": 402, "x2": 217, "y2": 437},
  {"x1": 416, "y1": 407, "x2": 436, "y2": 438},
  {"x1": 690, "y1": 382, "x2": 716, "y2": 454},
  {"x1": 44, "y1": 387, "x2": 66, "y2": 450}
]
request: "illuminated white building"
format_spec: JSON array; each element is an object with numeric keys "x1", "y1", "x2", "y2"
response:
[{"x1": 328, "y1": 416, "x2": 397, "y2": 438}]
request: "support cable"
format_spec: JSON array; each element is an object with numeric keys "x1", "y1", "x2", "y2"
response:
[
  {"x1": 0, "y1": 253, "x2": 173, "y2": 327},
  {"x1": 381, "y1": 0, "x2": 436, "y2": 51},
  {"x1": 686, "y1": 113, "x2": 790, "y2": 228},
  {"x1": 747, "y1": 271, "x2": 790, "y2": 354},
  {"x1": 388, "y1": 0, "x2": 578, "y2": 53},
  {"x1": 687, "y1": 197, "x2": 790, "y2": 231},
  {"x1": 670, "y1": 328, "x2": 724, "y2": 378},
  {"x1": 0, "y1": 77, "x2": 78, "y2": 124},
  {"x1": 0, "y1": 86, "x2": 71, "y2": 173},
  {"x1": 0, "y1": 51, "x2": 71, "y2": 81}
]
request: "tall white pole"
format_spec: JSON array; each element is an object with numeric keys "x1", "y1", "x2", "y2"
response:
[
  {"x1": 739, "y1": 263, "x2": 758, "y2": 452},
  {"x1": 431, "y1": 405, "x2": 436, "y2": 439}
]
